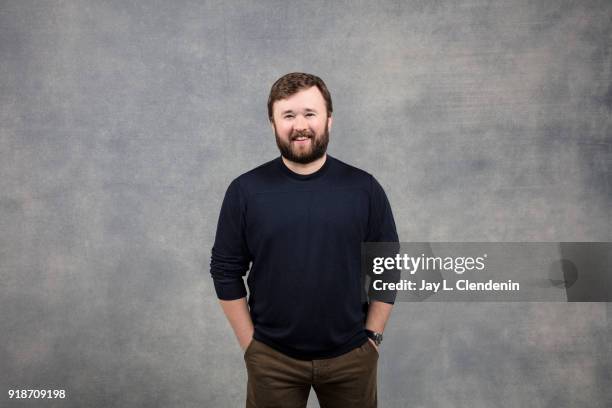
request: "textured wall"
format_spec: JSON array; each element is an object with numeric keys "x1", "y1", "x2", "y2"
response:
[{"x1": 1, "y1": 0, "x2": 610, "y2": 407}]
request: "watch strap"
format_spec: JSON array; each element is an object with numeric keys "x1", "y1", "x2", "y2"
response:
[{"x1": 365, "y1": 329, "x2": 383, "y2": 346}]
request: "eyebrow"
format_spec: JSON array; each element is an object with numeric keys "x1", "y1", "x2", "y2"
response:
[{"x1": 281, "y1": 108, "x2": 318, "y2": 115}]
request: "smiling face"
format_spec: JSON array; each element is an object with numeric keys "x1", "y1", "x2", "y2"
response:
[{"x1": 271, "y1": 86, "x2": 333, "y2": 165}]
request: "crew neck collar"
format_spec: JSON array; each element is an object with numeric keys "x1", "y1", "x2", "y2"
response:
[{"x1": 277, "y1": 155, "x2": 332, "y2": 181}]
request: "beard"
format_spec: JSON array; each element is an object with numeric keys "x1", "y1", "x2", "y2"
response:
[{"x1": 274, "y1": 122, "x2": 329, "y2": 165}]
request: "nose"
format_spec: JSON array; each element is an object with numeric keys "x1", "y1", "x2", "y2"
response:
[{"x1": 294, "y1": 115, "x2": 308, "y2": 131}]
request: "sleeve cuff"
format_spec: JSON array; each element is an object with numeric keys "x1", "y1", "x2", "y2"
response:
[{"x1": 214, "y1": 280, "x2": 247, "y2": 300}]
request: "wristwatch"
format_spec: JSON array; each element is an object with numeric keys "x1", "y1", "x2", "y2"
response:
[{"x1": 365, "y1": 329, "x2": 383, "y2": 346}]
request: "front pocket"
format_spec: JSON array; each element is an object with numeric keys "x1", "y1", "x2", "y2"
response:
[
  {"x1": 243, "y1": 338, "x2": 257, "y2": 359},
  {"x1": 366, "y1": 339, "x2": 379, "y2": 357}
]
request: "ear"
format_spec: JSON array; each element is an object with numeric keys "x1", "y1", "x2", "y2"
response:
[
  {"x1": 327, "y1": 115, "x2": 333, "y2": 131},
  {"x1": 269, "y1": 119, "x2": 275, "y2": 132}
]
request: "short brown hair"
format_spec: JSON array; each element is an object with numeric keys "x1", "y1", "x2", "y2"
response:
[{"x1": 267, "y1": 72, "x2": 333, "y2": 122}]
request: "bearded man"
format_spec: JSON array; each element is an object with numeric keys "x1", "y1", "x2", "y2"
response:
[{"x1": 210, "y1": 72, "x2": 398, "y2": 408}]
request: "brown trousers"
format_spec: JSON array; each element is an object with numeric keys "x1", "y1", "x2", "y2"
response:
[{"x1": 244, "y1": 339, "x2": 378, "y2": 408}]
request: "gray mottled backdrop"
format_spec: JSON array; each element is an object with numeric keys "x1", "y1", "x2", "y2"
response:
[{"x1": 1, "y1": 0, "x2": 610, "y2": 407}]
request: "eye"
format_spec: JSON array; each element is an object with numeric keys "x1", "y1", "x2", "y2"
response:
[
  {"x1": 284, "y1": 115, "x2": 294, "y2": 119},
  {"x1": 306, "y1": 113, "x2": 315, "y2": 117}
]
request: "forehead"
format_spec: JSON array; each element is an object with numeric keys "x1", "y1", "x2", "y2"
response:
[{"x1": 273, "y1": 86, "x2": 326, "y2": 114}]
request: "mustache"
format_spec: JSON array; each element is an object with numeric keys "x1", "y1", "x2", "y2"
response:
[{"x1": 291, "y1": 130, "x2": 315, "y2": 140}]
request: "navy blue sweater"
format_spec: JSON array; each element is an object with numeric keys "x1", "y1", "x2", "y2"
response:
[{"x1": 210, "y1": 155, "x2": 398, "y2": 359}]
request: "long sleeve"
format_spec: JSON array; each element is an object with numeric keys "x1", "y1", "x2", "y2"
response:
[
  {"x1": 366, "y1": 175, "x2": 400, "y2": 304},
  {"x1": 210, "y1": 178, "x2": 251, "y2": 300},
  {"x1": 366, "y1": 175, "x2": 399, "y2": 243}
]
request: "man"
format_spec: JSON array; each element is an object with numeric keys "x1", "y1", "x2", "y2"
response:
[{"x1": 210, "y1": 72, "x2": 398, "y2": 408}]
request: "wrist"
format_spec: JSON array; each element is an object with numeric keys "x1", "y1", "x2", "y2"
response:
[
  {"x1": 241, "y1": 336, "x2": 253, "y2": 350},
  {"x1": 365, "y1": 329, "x2": 383, "y2": 346},
  {"x1": 239, "y1": 331, "x2": 254, "y2": 350}
]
